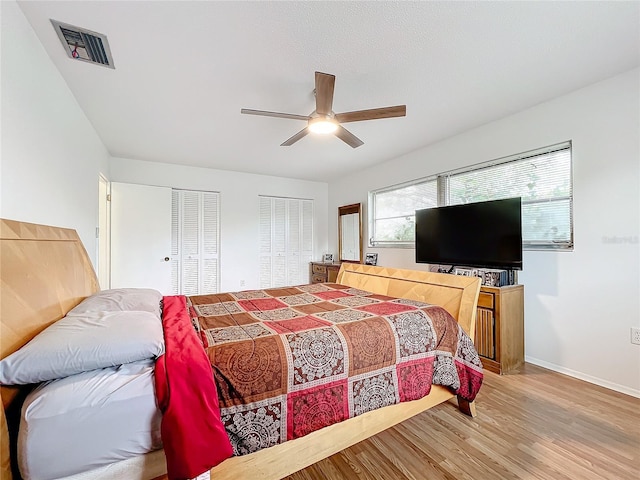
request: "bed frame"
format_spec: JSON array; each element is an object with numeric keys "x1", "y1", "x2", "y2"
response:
[{"x1": 0, "y1": 219, "x2": 481, "y2": 480}]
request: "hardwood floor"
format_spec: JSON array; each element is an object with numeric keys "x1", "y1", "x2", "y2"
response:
[
  {"x1": 284, "y1": 363, "x2": 639, "y2": 480},
  {"x1": 154, "y1": 363, "x2": 639, "y2": 480}
]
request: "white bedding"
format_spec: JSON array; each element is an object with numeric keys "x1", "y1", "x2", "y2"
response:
[{"x1": 18, "y1": 360, "x2": 162, "y2": 480}]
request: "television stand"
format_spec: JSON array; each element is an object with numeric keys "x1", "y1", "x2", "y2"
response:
[{"x1": 474, "y1": 284, "x2": 524, "y2": 374}]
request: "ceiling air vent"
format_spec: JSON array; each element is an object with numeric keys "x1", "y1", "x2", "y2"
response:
[{"x1": 51, "y1": 20, "x2": 115, "y2": 69}]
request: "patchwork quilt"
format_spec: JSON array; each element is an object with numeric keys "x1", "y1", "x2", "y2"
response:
[{"x1": 186, "y1": 282, "x2": 483, "y2": 456}]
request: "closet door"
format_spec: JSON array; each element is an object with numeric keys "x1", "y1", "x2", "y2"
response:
[
  {"x1": 272, "y1": 197, "x2": 288, "y2": 287},
  {"x1": 286, "y1": 199, "x2": 301, "y2": 285},
  {"x1": 171, "y1": 190, "x2": 220, "y2": 295},
  {"x1": 300, "y1": 199, "x2": 314, "y2": 279},
  {"x1": 202, "y1": 192, "x2": 220, "y2": 294},
  {"x1": 259, "y1": 197, "x2": 273, "y2": 289},
  {"x1": 110, "y1": 182, "x2": 172, "y2": 294},
  {"x1": 259, "y1": 196, "x2": 313, "y2": 288}
]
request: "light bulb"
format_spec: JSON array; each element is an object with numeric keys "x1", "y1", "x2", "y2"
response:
[{"x1": 308, "y1": 117, "x2": 338, "y2": 134}]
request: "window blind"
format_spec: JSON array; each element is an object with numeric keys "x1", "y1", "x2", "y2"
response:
[
  {"x1": 370, "y1": 179, "x2": 437, "y2": 245},
  {"x1": 446, "y1": 144, "x2": 572, "y2": 248},
  {"x1": 368, "y1": 141, "x2": 573, "y2": 250}
]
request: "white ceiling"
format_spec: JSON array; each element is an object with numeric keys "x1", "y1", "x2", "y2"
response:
[{"x1": 17, "y1": 1, "x2": 640, "y2": 182}]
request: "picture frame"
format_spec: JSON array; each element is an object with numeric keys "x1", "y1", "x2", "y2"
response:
[
  {"x1": 322, "y1": 253, "x2": 334, "y2": 263},
  {"x1": 454, "y1": 267, "x2": 477, "y2": 277},
  {"x1": 364, "y1": 253, "x2": 378, "y2": 266}
]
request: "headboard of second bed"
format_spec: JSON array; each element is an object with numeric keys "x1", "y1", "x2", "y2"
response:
[
  {"x1": 336, "y1": 263, "x2": 480, "y2": 341},
  {"x1": 1, "y1": 219, "x2": 100, "y2": 480}
]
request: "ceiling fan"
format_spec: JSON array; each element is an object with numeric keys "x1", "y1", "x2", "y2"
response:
[{"x1": 241, "y1": 71, "x2": 406, "y2": 148}]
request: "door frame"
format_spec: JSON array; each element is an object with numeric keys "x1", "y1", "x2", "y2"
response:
[{"x1": 97, "y1": 174, "x2": 110, "y2": 289}]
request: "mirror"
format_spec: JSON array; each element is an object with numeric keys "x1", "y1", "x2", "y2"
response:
[{"x1": 338, "y1": 203, "x2": 363, "y2": 263}]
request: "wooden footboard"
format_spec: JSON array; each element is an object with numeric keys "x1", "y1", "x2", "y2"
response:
[{"x1": 210, "y1": 386, "x2": 456, "y2": 480}]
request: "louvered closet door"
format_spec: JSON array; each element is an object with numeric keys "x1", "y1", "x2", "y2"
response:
[
  {"x1": 287, "y1": 199, "x2": 301, "y2": 285},
  {"x1": 259, "y1": 197, "x2": 273, "y2": 288},
  {"x1": 181, "y1": 191, "x2": 200, "y2": 295},
  {"x1": 259, "y1": 196, "x2": 313, "y2": 288},
  {"x1": 272, "y1": 198, "x2": 287, "y2": 287},
  {"x1": 202, "y1": 193, "x2": 219, "y2": 294},
  {"x1": 171, "y1": 190, "x2": 220, "y2": 295},
  {"x1": 300, "y1": 200, "x2": 313, "y2": 278}
]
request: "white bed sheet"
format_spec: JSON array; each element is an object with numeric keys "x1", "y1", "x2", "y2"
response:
[{"x1": 18, "y1": 360, "x2": 162, "y2": 480}]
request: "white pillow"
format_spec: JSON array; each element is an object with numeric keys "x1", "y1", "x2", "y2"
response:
[
  {"x1": 66, "y1": 288, "x2": 163, "y2": 319},
  {"x1": 0, "y1": 310, "x2": 164, "y2": 385}
]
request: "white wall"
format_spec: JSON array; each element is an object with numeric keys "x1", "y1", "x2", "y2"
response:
[
  {"x1": 328, "y1": 69, "x2": 640, "y2": 396},
  {"x1": 0, "y1": 1, "x2": 110, "y2": 264},
  {"x1": 110, "y1": 158, "x2": 328, "y2": 293}
]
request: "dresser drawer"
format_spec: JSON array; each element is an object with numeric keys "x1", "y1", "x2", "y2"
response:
[
  {"x1": 311, "y1": 274, "x2": 326, "y2": 284},
  {"x1": 312, "y1": 264, "x2": 327, "y2": 275},
  {"x1": 477, "y1": 291, "x2": 494, "y2": 309}
]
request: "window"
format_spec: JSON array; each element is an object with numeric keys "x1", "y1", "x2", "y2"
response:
[
  {"x1": 369, "y1": 179, "x2": 438, "y2": 247},
  {"x1": 369, "y1": 141, "x2": 573, "y2": 250}
]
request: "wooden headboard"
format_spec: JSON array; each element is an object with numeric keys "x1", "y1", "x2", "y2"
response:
[{"x1": 1, "y1": 219, "x2": 99, "y2": 480}]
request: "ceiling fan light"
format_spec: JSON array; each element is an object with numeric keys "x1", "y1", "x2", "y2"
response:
[{"x1": 308, "y1": 117, "x2": 338, "y2": 134}]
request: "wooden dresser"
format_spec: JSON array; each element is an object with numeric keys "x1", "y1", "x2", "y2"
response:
[
  {"x1": 474, "y1": 284, "x2": 524, "y2": 374},
  {"x1": 309, "y1": 262, "x2": 341, "y2": 283}
]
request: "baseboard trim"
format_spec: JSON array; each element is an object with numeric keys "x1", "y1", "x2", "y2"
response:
[{"x1": 525, "y1": 356, "x2": 640, "y2": 399}]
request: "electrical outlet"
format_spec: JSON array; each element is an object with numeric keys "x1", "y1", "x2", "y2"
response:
[
  {"x1": 631, "y1": 327, "x2": 640, "y2": 345},
  {"x1": 239, "y1": 280, "x2": 246, "y2": 288}
]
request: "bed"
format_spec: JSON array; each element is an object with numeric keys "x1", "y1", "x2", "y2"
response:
[{"x1": 0, "y1": 218, "x2": 482, "y2": 480}]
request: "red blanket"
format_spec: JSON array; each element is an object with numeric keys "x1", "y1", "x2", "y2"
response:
[{"x1": 155, "y1": 296, "x2": 233, "y2": 480}]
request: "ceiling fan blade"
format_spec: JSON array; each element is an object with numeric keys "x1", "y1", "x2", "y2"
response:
[
  {"x1": 281, "y1": 127, "x2": 309, "y2": 146},
  {"x1": 334, "y1": 125, "x2": 364, "y2": 148},
  {"x1": 335, "y1": 105, "x2": 406, "y2": 123},
  {"x1": 315, "y1": 72, "x2": 335, "y2": 115},
  {"x1": 241, "y1": 108, "x2": 309, "y2": 121}
]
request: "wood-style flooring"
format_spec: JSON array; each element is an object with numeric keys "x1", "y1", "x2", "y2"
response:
[
  {"x1": 155, "y1": 363, "x2": 639, "y2": 480},
  {"x1": 284, "y1": 363, "x2": 639, "y2": 480}
]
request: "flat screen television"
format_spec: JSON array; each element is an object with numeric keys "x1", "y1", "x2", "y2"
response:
[{"x1": 415, "y1": 197, "x2": 522, "y2": 270}]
